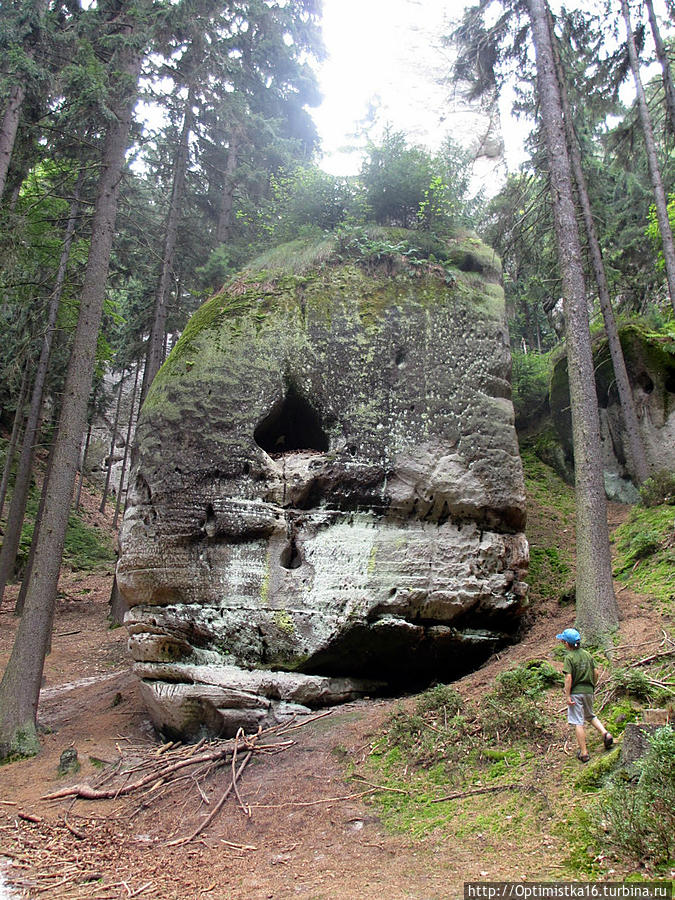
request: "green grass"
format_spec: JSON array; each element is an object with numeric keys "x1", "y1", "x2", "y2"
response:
[
  {"x1": 520, "y1": 450, "x2": 576, "y2": 604},
  {"x1": 17, "y1": 493, "x2": 116, "y2": 573},
  {"x1": 352, "y1": 668, "x2": 558, "y2": 842},
  {"x1": 612, "y1": 504, "x2": 675, "y2": 609}
]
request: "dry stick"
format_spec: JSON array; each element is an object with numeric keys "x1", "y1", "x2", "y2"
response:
[
  {"x1": 168, "y1": 748, "x2": 254, "y2": 846},
  {"x1": 62, "y1": 815, "x2": 86, "y2": 840},
  {"x1": 41, "y1": 744, "x2": 236, "y2": 800},
  {"x1": 231, "y1": 729, "x2": 251, "y2": 818},
  {"x1": 277, "y1": 709, "x2": 333, "y2": 731},
  {"x1": 628, "y1": 648, "x2": 675, "y2": 668},
  {"x1": 221, "y1": 839, "x2": 257, "y2": 851},
  {"x1": 430, "y1": 784, "x2": 521, "y2": 804}
]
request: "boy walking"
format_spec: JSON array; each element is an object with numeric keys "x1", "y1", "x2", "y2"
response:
[{"x1": 557, "y1": 627, "x2": 613, "y2": 762}]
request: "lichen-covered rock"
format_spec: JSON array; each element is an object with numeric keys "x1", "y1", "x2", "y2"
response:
[
  {"x1": 550, "y1": 325, "x2": 675, "y2": 498},
  {"x1": 117, "y1": 231, "x2": 528, "y2": 740}
]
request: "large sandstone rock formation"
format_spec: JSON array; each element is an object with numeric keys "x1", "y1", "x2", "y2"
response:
[{"x1": 117, "y1": 231, "x2": 529, "y2": 740}]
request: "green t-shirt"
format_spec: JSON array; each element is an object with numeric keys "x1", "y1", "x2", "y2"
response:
[{"x1": 563, "y1": 647, "x2": 596, "y2": 694}]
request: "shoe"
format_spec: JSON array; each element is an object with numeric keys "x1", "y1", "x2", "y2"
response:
[
  {"x1": 604, "y1": 732, "x2": 614, "y2": 750},
  {"x1": 576, "y1": 751, "x2": 590, "y2": 763}
]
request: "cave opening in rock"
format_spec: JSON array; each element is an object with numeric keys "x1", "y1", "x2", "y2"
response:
[
  {"x1": 280, "y1": 536, "x2": 302, "y2": 569},
  {"x1": 254, "y1": 385, "x2": 328, "y2": 455}
]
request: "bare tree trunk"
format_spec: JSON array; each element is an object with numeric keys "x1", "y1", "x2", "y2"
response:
[
  {"x1": 0, "y1": 172, "x2": 84, "y2": 606},
  {"x1": 216, "y1": 127, "x2": 242, "y2": 244},
  {"x1": 621, "y1": 0, "x2": 675, "y2": 315},
  {"x1": 113, "y1": 365, "x2": 140, "y2": 531},
  {"x1": 0, "y1": 0, "x2": 49, "y2": 203},
  {"x1": 0, "y1": 367, "x2": 30, "y2": 520},
  {"x1": 140, "y1": 87, "x2": 195, "y2": 404},
  {"x1": 645, "y1": 0, "x2": 675, "y2": 138},
  {"x1": 0, "y1": 85, "x2": 26, "y2": 204},
  {"x1": 0, "y1": 31, "x2": 145, "y2": 759},
  {"x1": 73, "y1": 414, "x2": 93, "y2": 514},
  {"x1": 527, "y1": 0, "x2": 618, "y2": 643},
  {"x1": 100, "y1": 371, "x2": 126, "y2": 513},
  {"x1": 550, "y1": 12, "x2": 650, "y2": 485}
]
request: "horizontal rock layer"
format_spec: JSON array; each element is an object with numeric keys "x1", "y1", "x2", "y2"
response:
[{"x1": 118, "y1": 237, "x2": 529, "y2": 739}]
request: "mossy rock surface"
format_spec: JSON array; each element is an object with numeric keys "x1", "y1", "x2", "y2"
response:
[{"x1": 118, "y1": 230, "x2": 528, "y2": 740}]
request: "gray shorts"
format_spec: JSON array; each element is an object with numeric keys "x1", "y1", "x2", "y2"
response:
[{"x1": 568, "y1": 694, "x2": 595, "y2": 725}]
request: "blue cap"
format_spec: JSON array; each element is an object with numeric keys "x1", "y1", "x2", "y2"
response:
[{"x1": 557, "y1": 628, "x2": 581, "y2": 646}]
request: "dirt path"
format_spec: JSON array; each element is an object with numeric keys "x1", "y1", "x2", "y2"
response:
[
  {"x1": 1, "y1": 563, "x2": 669, "y2": 899},
  {"x1": 0, "y1": 497, "x2": 671, "y2": 898}
]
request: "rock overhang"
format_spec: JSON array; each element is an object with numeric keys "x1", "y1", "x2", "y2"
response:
[{"x1": 117, "y1": 230, "x2": 529, "y2": 740}]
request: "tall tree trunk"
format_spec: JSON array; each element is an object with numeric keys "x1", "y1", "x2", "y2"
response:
[
  {"x1": 216, "y1": 127, "x2": 242, "y2": 244},
  {"x1": 0, "y1": 84, "x2": 26, "y2": 204},
  {"x1": 0, "y1": 0, "x2": 49, "y2": 202},
  {"x1": 0, "y1": 31, "x2": 145, "y2": 759},
  {"x1": 0, "y1": 172, "x2": 84, "y2": 606},
  {"x1": 527, "y1": 0, "x2": 618, "y2": 643},
  {"x1": 73, "y1": 414, "x2": 93, "y2": 514},
  {"x1": 14, "y1": 436, "x2": 54, "y2": 618},
  {"x1": 100, "y1": 371, "x2": 126, "y2": 513},
  {"x1": 550, "y1": 12, "x2": 651, "y2": 485},
  {"x1": 0, "y1": 367, "x2": 30, "y2": 520},
  {"x1": 113, "y1": 364, "x2": 140, "y2": 531},
  {"x1": 140, "y1": 87, "x2": 195, "y2": 404},
  {"x1": 621, "y1": 0, "x2": 675, "y2": 315},
  {"x1": 645, "y1": 0, "x2": 675, "y2": 138}
]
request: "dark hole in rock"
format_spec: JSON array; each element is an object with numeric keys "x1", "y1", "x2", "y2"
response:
[
  {"x1": 636, "y1": 372, "x2": 654, "y2": 393},
  {"x1": 280, "y1": 536, "x2": 302, "y2": 569},
  {"x1": 243, "y1": 462, "x2": 251, "y2": 475},
  {"x1": 665, "y1": 370, "x2": 675, "y2": 393},
  {"x1": 395, "y1": 349, "x2": 406, "y2": 367},
  {"x1": 254, "y1": 385, "x2": 328, "y2": 455},
  {"x1": 300, "y1": 621, "x2": 508, "y2": 688}
]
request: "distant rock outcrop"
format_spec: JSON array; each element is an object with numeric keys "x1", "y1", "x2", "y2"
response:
[
  {"x1": 117, "y1": 231, "x2": 528, "y2": 740},
  {"x1": 550, "y1": 325, "x2": 675, "y2": 500}
]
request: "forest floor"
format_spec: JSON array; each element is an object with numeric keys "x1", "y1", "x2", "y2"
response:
[{"x1": 0, "y1": 482, "x2": 672, "y2": 900}]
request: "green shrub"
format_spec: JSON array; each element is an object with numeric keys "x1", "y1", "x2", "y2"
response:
[
  {"x1": 492, "y1": 660, "x2": 562, "y2": 700},
  {"x1": 479, "y1": 662, "x2": 557, "y2": 740},
  {"x1": 480, "y1": 694, "x2": 549, "y2": 740},
  {"x1": 510, "y1": 351, "x2": 552, "y2": 426},
  {"x1": 415, "y1": 684, "x2": 463, "y2": 717},
  {"x1": 610, "y1": 668, "x2": 654, "y2": 702},
  {"x1": 639, "y1": 469, "x2": 675, "y2": 507},
  {"x1": 594, "y1": 726, "x2": 675, "y2": 865}
]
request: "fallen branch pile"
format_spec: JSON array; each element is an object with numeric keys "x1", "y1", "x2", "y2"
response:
[
  {"x1": 42, "y1": 712, "x2": 332, "y2": 845},
  {"x1": 597, "y1": 632, "x2": 675, "y2": 713}
]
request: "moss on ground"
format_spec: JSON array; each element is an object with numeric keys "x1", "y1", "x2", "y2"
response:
[
  {"x1": 18, "y1": 492, "x2": 116, "y2": 574},
  {"x1": 612, "y1": 504, "x2": 675, "y2": 610},
  {"x1": 520, "y1": 450, "x2": 576, "y2": 605}
]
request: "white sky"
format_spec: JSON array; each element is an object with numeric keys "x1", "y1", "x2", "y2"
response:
[
  {"x1": 310, "y1": 0, "x2": 672, "y2": 179},
  {"x1": 311, "y1": 0, "x2": 527, "y2": 177}
]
